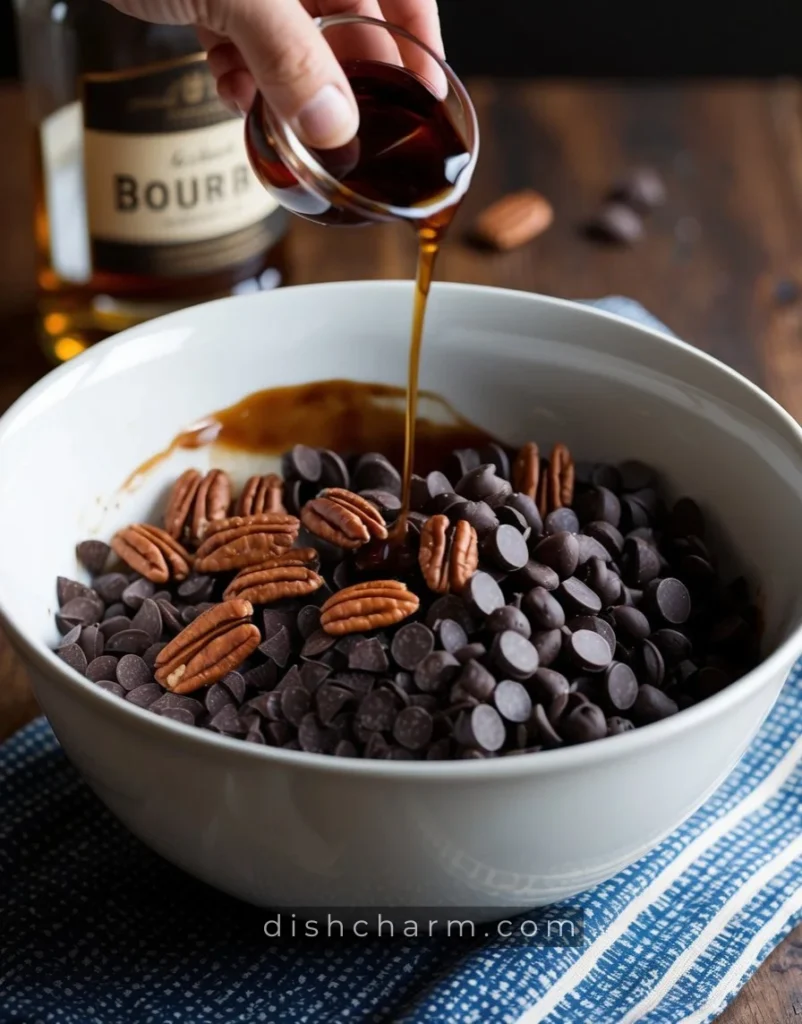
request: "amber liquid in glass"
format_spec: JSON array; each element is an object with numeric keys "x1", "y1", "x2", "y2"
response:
[{"x1": 246, "y1": 59, "x2": 470, "y2": 539}]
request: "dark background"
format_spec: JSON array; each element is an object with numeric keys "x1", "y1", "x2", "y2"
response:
[{"x1": 2, "y1": 0, "x2": 802, "y2": 79}]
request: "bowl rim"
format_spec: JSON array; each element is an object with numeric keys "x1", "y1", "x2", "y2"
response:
[{"x1": 1, "y1": 280, "x2": 800, "y2": 779}]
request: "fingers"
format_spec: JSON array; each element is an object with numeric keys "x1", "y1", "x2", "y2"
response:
[
  {"x1": 378, "y1": 0, "x2": 447, "y2": 96},
  {"x1": 222, "y1": 0, "x2": 359, "y2": 149},
  {"x1": 315, "y1": 0, "x2": 401, "y2": 66}
]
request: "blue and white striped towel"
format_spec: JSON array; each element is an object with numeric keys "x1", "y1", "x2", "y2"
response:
[
  {"x1": 2, "y1": 662, "x2": 802, "y2": 1024},
  {"x1": 3, "y1": 300, "x2": 802, "y2": 1023}
]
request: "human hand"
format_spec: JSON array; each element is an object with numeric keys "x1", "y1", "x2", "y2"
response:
[{"x1": 103, "y1": 0, "x2": 444, "y2": 149}]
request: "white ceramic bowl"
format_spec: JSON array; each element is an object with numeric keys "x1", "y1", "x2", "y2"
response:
[{"x1": 2, "y1": 281, "x2": 802, "y2": 914}]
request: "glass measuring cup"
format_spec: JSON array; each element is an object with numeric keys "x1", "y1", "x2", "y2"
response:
[{"x1": 244, "y1": 14, "x2": 479, "y2": 226}]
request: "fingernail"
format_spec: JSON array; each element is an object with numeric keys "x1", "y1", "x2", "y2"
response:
[{"x1": 293, "y1": 85, "x2": 357, "y2": 149}]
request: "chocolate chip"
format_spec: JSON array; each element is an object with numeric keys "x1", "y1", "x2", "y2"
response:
[
  {"x1": 177, "y1": 574, "x2": 215, "y2": 604},
  {"x1": 569, "y1": 615, "x2": 616, "y2": 655},
  {"x1": 454, "y1": 642, "x2": 487, "y2": 664},
  {"x1": 96, "y1": 680, "x2": 126, "y2": 698},
  {"x1": 602, "y1": 662, "x2": 638, "y2": 710},
  {"x1": 437, "y1": 618, "x2": 470, "y2": 652},
  {"x1": 560, "y1": 702, "x2": 608, "y2": 743},
  {"x1": 636, "y1": 639, "x2": 666, "y2": 688},
  {"x1": 589, "y1": 464, "x2": 622, "y2": 493},
  {"x1": 576, "y1": 536, "x2": 613, "y2": 569},
  {"x1": 260, "y1": 626, "x2": 293, "y2": 667},
  {"x1": 493, "y1": 680, "x2": 532, "y2": 723},
  {"x1": 454, "y1": 704, "x2": 506, "y2": 752},
  {"x1": 482, "y1": 523, "x2": 529, "y2": 572},
  {"x1": 359, "y1": 489, "x2": 402, "y2": 514},
  {"x1": 558, "y1": 577, "x2": 602, "y2": 616},
  {"x1": 543, "y1": 508, "x2": 580, "y2": 536},
  {"x1": 221, "y1": 671, "x2": 247, "y2": 702},
  {"x1": 414, "y1": 651, "x2": 460, "y2": 692},
  {"x1": 353, "y1": 452, "x2": 402, "y2": 496},
  {"x1": 496, "y1": 505, "x2": 531, "y2": 538},
  {"x1": 486, "y1": 605, "x2": 531, "y2": 638},
  {"x1": 58, "y1": 643, "x2": 87, "y2": 675},
  {"x1": 279, "y1": 685, "x2": 311, "y2": 726},
  {"x1": 130, "y1": 598, "x2": 163, "y2": 641},
  {"x1": 531, "y1": 704, "x2": 563, "y2": 748},
  {"x1": 115, "y1": 654, "x2": 152, "y2": 691},
  {"x1": 75, "y1": 539, "x2": 111, "y2": 575},
  {"x1": 611, "y1": 605, "x2": 651, "y2": 641},
  {"x1": 491, "y1": 630, "x2": 539, "y2": 680},
  {"x1": 606, "y1": 716, "x2": 635, "y2": 736},
  {"x1": 346, "y1": 637, "x2": 388, "y2": 673},
  {"x1": 125, "y1": 683, "x2": 163, "y2": 708},
  {"x1": 59, "y1": 595, "x2": 103, "y2": 628},
  {"x1": 529, "y1": 667, "x2": 570, "y2": 703},
  {"x1": 426, "y1": 594, "x2": 478, "y2": 634},
  {"x1": 154, "y1": 599, "x2": 183, "y2": 636},
  {"x1": 56, "y1": 624, "x2": 82, "y2": 648},
  {"x1": 621, "y1": 537, "x2": 661, "y2": 588},
  {"x1": 209, "y1": 704, "x2": 248, "y2": 734},
  {"x1": 512, "y1": 561, "x2": 559, "y2": 592},
  {"x1": 648, "y1": 577, "x2": 691, "y2": 625},
  {"x1": 669, "y1": 497, "x2": 705, "y2": 538},
  {"x1": 85, "y1": 654, "x2": 119, "y2": 683},
  {"x1": 318, "y1": 448, "x2": 350, "y2": 489},
  {"x1": 204, "y1": 683, "x2": 234, "y2": 715},
  {"x1": 504, "y1": 493, "x2": 543, "y2": 535},
  {"x1": 583, "y1": 521, "x2": 624, "y2": 559},
  {"x1": 78, "y1": 624, "x2": 104, "y2": 661},
  {"x1": 121, "y1": 577, "x2": 155, "y2": 611},
  {"x1": 533, "y1": 532, "x2": 579, "y2": 579},
  {"x1": 531, "y1": 628, "x2": 563, "y2": 666},
  {"x1": 464, "y1": 571, "x2": 505, "y2": 617},
  {"x1": 357, "y1": 689, "x2": 397, "y2": 731},
  {"x1": 648, "y1": 629, "x2": 691, "y2": 670},
  {"x1": 632, "y1": 684, "x2": 678, "y2": 723},
  {"x1": 444, "y1": 448, "x2": 481, "y2": 482},
  {"x1": 283, "y1": 444, "x2": 321, "y2": 482},
  {"x1": 456, "y1": 464, "x2": 512, "y2": 505},
  {"x1": 390, "y1": 623, "x2": 433, "y2": 670},
  {"x1": 478, "y1": 442, "x2": 511, "y2": 481},
  {"x1": 57, "y1": 576, "x2": 97, "y2": 608},
  {"x1": 586, "y1": 201, "x2": 645, "y2": 245},
  {"x1": 569, "y1": 629, "x2": 613, "y2": 672},
  {"x1": 456, "y1": 658, "x2": 497, "y2": 701},
  {"x1": 104, "y1": 629, "x2": 152, "y2": 655},
  {"x1": 393, "y1": 706, "x2": 434, "y2": 750},
  {"x1": 296, "y1": 605, "x2": 322, "y2": 639},
  {"x1": 523, "y1": 587, "x2": 565, "y2": 630}
]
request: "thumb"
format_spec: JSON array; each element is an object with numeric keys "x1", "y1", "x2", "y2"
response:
[{"x1": 223, "y1": 0, "x2": 359, "y2": 150}]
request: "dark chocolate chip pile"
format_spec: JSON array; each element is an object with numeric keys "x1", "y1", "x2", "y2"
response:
[{"x1": 53, "y1": 444, "x2": 761, "y2": 760}]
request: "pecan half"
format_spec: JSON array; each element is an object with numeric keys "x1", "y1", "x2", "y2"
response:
[
  {"x1": 193, "y1": 513, "x2": 300, "y2": 573},
  {"x1": 154, "y1": 598, "x2": 260, "y2": 693},
  {"x1": 418, "y1": 515, "x2": 479, "y2": 594},
  {"x1": 473, "y1": 190, "x2": 554, "y2": 250},
  {"x1": 547, "y1": 443, "x2": 575, "y2": 512},
  {"x1": 513, "y1": 442, "x2": 540, "y2": 499},
  {"x1": 111, "y1": 523, "x2": 192, "y2": 583},
  {"x1": 223, "y1": 548, "x2": 323, "y2": 604},
  {"x1": 320, "y1": 580, "x2": 419, "y2": 635},
  {"x1": 236, "y1": 473, "x2": 286, "y2": 516},
  {"x1": 164, "y1": 469, "x2": 201, "y2": 540},
  {"x1": 301, "y1": 488, "x2": 388, "y2": 549},
  {"x1": 190, "y1": 469, "x2": 231, "y2": 544}
]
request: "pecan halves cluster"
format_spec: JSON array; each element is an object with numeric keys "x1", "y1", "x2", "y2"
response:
[
  {"x1": 164, "y1": 468, "x2": 231, "y2": 546},
  {"x1": 301, "y1": 488, "x2": 388, "y2": 549},
  {"x1": 194, "y1": 513, "x2": 300, "y2": 572},
  {"x1": 418, "y1": 515, "x2": 479, "y2": 594},
  {"x1": 111, "y1": 523, "x2": 192, "y2": 583},
  {"x1": 320, "y1": 580, "x2": 420, "y2": 636},
  {"x1": 223, "y1": 548, "x2": 323, "y2": 604},
  {"x1": 236, "y1": 474, "x2": 286, "y2": 516},
  {"x1": 512, "y1": 441, "x2": 575, "y2": 517},
  {"x1": 154, "y1": 598, "x2": 261, "y2": 693}
]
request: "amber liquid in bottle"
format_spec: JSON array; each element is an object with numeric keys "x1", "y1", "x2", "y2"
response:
[{"x1": 247, "y1": 59, "x2": 471, "y2": 543}]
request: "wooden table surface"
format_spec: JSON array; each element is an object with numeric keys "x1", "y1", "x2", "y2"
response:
[{"x1": 2, "y1": 78, "x2": 802, "y2": 1021}]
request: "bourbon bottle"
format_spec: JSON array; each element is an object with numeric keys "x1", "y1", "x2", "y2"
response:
[{"x1": 14, "y1": 0, "x2": 288, "y2": 362}]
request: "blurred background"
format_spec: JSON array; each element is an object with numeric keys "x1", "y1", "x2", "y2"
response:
[{"x1": 2, "y1": 0, "x2": 802, "y2": 77}]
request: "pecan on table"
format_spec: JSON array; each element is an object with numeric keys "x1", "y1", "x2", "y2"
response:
[
  {"x1": 193, "y1": 513, "x2": 300, "y2": 572},
  {"x1": 223, "y1": 548, "x2": 323, "y2": 604},
  {"x1": 320, "y1": 580, "x2": 420, "y2": 636},
  {"x1": 418, "y1": 515, "x2": 479, "y2": 594},
  {"x1": 111, "y1": 523, "x2": 192, "y2": 583},
  {"x1": 301, "y1": 488, "x2": 388, "y2": 549}
]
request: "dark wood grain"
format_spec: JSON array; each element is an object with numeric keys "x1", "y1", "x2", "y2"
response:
[{"x1": 1, "y1": 79, "x2": 802, "y2": 1020}]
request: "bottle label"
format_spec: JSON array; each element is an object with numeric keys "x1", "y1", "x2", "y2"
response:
[{"x1": 81, "y1": 54, "x2": 279, "y2": 277}]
